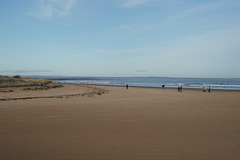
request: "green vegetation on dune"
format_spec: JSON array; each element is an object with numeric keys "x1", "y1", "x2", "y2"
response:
[{"x1": 0, "y1": 75, "x2": 51, "y2": 88}]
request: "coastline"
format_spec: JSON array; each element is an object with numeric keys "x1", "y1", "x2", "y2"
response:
[
  {"x1": 51, "y1": 76, "x2": 240, "y2": 91},
  {"x1": 66, "y1": 83, "x2": 240, "y2": 92},
  {"x1": 1, "y1": 82, "x2": 240, "y2": 102}
]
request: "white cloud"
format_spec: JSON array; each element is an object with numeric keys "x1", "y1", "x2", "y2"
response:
[
  {"x1": 136, "y1": 70, "x2": 146, "y2": 73},
  {"x1": 118, "y1": 0, "x2": 182, "y2": 8},
  {"x1": 170, "y1": 1, "x2": 227, "y2": 19},
  {"x1": 93, "y1": 48, "x2": 148, "y2": 54},
  {"x1": 0, "y1": 69, "x2": 52, "y2": 74},
  {"x1": 120, "y1": 0, "x2": 151, "y2": 8},
  {"x1": 35, "y1": 0, "x2": 76, "y2": 19}
]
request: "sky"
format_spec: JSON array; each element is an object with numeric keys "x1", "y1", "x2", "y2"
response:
[{"x1": 0, "y1": 0, "x2": 240, "y2": 78}]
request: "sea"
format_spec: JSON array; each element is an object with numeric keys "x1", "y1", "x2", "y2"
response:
[{"x1": 45, "y1": 77, "x2": 240, "y2": 90}]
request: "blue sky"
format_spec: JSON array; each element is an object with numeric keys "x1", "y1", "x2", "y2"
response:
[{"x1": 1, "y1": 0, "x2": 240, "y2": 78}]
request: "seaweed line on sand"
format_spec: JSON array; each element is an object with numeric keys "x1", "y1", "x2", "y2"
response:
[{"x1": 0, "y1": 89, "x2": 107, "y2": 101}]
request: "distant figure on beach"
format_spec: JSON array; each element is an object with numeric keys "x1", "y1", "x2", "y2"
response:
[
  {"x1": 180, "y1": 86, "x2": 183, "y2": 93},
  {"x1": 126, "y1": 84, "x2": 128, "y2": 90},
  {"x1": 178, "y1": 86, "x2": 180, "y2": 92},
  {"x1": 162, "y1": 85, "x2": 165, "y2": 88},
  {"x1": 209, "y1": 86, "x2": 211, "y2": 92},
  {"x1": 202, "y1": 86, "x2": 206, "y2": 92}
]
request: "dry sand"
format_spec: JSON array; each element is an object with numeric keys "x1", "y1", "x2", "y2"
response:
[{"x1": 0, "y1": 83, "x2": 240, "y2": 160}]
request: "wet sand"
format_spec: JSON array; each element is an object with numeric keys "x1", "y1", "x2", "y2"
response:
[{"x1": 0, "y1": 84, "x2": 240, "y2": 160}]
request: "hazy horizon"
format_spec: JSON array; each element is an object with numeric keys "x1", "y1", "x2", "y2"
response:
[{"x1": 2, "y1": 74, "x2": 240, "y2": 80}]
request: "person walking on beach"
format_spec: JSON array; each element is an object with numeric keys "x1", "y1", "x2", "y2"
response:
[
  {"x1": 202, "y1": 86, "x2": 206, "y2": 92},
  {"x1": 180, "y1": 86, "x2": 182, "y2": 93},
  {"x1": 126, "y1": 84, "x2": 128, "y2": 90},
  {"x1": 209, "y1": 86, "x2": 211, "y2": 92},
  {"x1": 178, "y1": 86, "x2": 180, "y2": 92}
]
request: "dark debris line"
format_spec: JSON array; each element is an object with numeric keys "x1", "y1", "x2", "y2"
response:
[{"x1": 0, "y1": 90, "x2": 107, "y2": 101}]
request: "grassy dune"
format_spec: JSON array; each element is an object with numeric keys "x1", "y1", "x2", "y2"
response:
[{"x1": 0, "y1": 76, "x2": 51, "y2": 88}]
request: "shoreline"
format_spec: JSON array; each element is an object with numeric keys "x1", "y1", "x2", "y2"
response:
[
  {"x1": 51, "y1": 76, "x2": 240, "y2": 91},
  {"x1": 62, "y1": 83, "x2": 240, "y2": 92},
  {"x1": 1, "y1": 82, "x2": 240, "y2": 96}
]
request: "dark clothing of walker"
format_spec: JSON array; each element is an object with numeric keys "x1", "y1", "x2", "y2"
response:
[
  {"x1": 126, "y1": 84, "x2": 128, "y2": 89},
  {"x1": 178, "y1": 86, "x2": 182, "y2": 92}
]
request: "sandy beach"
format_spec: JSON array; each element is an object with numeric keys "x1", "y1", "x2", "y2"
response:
[{"x1": 0, "y1": 83, "x2": 240, "y2": 160}]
